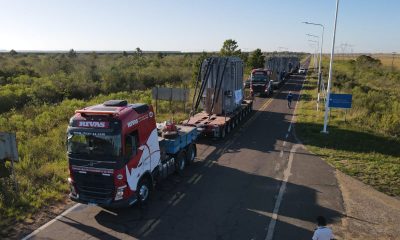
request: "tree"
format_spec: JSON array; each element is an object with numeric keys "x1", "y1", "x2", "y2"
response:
[
  {"x1": 9, "y1": 49, "x2": 17, "y2": 56},
  {"x1": 68, "y1": 49, "x2": 77, "y2": 58},
  {"x1": 122, "y1": 51, "x2": 128, "y2": 57},
  {"x1": 220, "y1": 39, "x2": 241, "y2": 56},
  {"x1": 135, "y1": 47, "x2": 143, "y2": 57},
  {"x1": 248, "y1": 49, "x2": 265, "y2": 69}
]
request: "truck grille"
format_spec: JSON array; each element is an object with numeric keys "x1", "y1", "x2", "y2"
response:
[
  {"x1": 73, "y1": 172, "x2": 114, "y2": 201},
  {"x1": 251, "y1": 84, "x2": 266, "y2": 92}
]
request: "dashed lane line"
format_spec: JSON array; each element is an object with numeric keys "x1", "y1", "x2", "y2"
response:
[{"x1": 265, "y1": 144, "x2": 301, "y2": 240}]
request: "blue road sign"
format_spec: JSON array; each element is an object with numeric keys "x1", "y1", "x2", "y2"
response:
[{"x1": 328, "y1": 93, "x2": 352, "y2": 108}]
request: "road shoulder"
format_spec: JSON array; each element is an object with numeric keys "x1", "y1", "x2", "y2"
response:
[{"x1": 337, "y1": 170, "x2": 400, "y2": 240}]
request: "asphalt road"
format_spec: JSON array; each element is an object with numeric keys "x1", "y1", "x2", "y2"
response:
[{"x1": 25, "y1": 73, "x2": 344, "y2": 240}]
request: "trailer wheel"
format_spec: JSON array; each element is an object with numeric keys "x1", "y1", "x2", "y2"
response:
[
  {"x1": 220, "y1": 126, "x2": 226, "y2": 138},
  {"x1": 226, "y1": 123, "x2": 231, "y2": 134},
  {"x1": 186, "y1": 144, "x2": 196, "y2": 165},
  {"x1": 137, "y1": 178, "x2": 151, "y2": 204},
  {"x1": 175, "y1": 151, "x2": 186, "y2": 175}
]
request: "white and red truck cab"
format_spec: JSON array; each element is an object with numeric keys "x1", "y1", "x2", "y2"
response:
[{"x1": 67, "y1": 100, "x2": 197, "y2": 207}]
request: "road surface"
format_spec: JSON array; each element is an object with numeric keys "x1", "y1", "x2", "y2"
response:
[{"x1": 24, "y1": 73, "x2": 344, "y2": 240}]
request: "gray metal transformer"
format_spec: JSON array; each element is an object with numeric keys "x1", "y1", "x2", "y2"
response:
[{"x1": 200, "y1": 57, "x2": 244, "y2": 115}]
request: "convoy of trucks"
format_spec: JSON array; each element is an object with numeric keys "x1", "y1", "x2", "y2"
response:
[
  {"x1": 66, "y1": 55, "x2": 301, "y2": 208},
  {"x1": 264, "y1": 56, "x2": 300, "y2": 89}
]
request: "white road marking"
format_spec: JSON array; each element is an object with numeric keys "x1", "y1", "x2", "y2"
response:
[
  {"x1": 207, "y1": 161, "x2": 215, "y2": 168},
  {"x1": 172, "y1": 193, "x2": 186, "y2": 206},
  {"x1": 193, "y1": 174, "x2": 203, "y2": 184},
  {"x1": 21, "y1": 203, "x2": 82, "y2": 240},
  {"x1": 188, "y1": 174, "x2": 199, "y2": 184},
  {"x1": 141, "y1": 219, "x2": 161, "y2": 237},
  {"x1": 265, "y1": 144, "x2": 301, "y2": 240},
  {"x1": 265, "y1": 76, "x2": 306, "y2": 240}
]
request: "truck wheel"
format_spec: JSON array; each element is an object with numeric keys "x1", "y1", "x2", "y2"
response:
[
  {"x1": 175, "y1": 151, "x2": 186, "y2": 175},
  {"x1": 186, "y1": 144, "x2": 196, "y2": 165},
  {"x1": 137, "y1": 178, "x2": 151, "y2": 204}
]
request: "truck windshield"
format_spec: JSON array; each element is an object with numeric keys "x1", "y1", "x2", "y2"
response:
[
  {"x1": 251, "y1": 72, "x2": 268, "y2": 82},
  {"x1": 67, "y1": 133, "x2": 121, "y2": 157}
]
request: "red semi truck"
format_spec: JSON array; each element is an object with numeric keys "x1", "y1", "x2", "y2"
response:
[
  {"x1": 249, "y1": 68, "x2": 274, "y2": 97},
  {"x1": 67, "y1": 100, "x2": 197, "y2": 207}
]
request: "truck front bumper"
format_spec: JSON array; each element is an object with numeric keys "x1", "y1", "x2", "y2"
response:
[{"x1": 70, "y1": 193, "x2": 138, "y2": 208}]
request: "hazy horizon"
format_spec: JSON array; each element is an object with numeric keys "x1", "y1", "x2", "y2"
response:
[{"x1": 1, "y1": 0, "x2": 399, "y2": 53}]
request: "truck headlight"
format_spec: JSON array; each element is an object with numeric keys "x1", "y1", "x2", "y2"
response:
[
  {"x1": 68, "y1": 178, "x2": 77, "y2": 196},
  {"x1": 115, "y1": 185, "x2": 127, "y2": 201}
]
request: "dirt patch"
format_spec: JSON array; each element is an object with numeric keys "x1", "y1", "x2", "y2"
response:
[
  {"x1": 2, "y1": 197, "x2": 75, "y2": 240},
  {"x1": 337, "y1": 170, "x2": 400, "y2": 240}
]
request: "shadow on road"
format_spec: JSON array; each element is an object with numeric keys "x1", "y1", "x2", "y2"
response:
[{"x1": 93, "y1": 164, "x2": 342, "y2": 240}]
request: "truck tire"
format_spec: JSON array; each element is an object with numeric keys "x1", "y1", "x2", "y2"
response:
[
  {"x1": 186, "y1": 144, "x2": 196, "y2": 165},
  {"x1": 175, "y1": 151, "x2": 186, "y2": 175},
  {"x1": 137, "y1": 177, "x2": 151, "y2": 205}
]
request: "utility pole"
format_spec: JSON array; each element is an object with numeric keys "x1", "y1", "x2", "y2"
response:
[{"x1": 322, "y1": 0, "x2": 340, "y2": 134}]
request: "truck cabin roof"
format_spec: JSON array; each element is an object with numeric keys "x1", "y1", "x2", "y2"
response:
[{"x1": 72, "y1": 100, "x2": 149, "y2": 122}]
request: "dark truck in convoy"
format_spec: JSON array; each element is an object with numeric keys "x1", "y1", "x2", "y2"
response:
[
  {"x1": 249, "y1": 68, "x2": 274, "y2": 97},
  {"x1": 67, "y1": 100, "x2": 197, "y2": 207}
]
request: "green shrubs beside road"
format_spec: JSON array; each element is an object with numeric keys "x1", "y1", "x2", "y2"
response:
[{"x1": 296, "y1": 55, "x2": 400, "y2": 197}]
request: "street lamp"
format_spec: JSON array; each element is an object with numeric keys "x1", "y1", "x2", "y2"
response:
[
  {"x1": 307, "y1": 34, "x2": 320, "y2": 70},
  {"x1": 322, "y1": 0, "x2": 340, "y2": 133},
  {"x1": 302, "y1": 22, "x2": 325, "y2": 104}
]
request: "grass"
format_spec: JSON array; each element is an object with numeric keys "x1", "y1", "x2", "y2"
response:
[
  {"x1": 330, "y1": 53, "x2": 400, "y2": 69},
  {"x1": 295, "y1": 75, "x2": 400, "y2": 197}
]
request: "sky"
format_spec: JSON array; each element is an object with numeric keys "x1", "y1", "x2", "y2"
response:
[{"x1": 0, "y1": 0, "x2": 399, "y2": 53}]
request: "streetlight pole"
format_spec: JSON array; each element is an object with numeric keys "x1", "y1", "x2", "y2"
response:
[
  {"x1": 307, "y1": 34, "x2": 320, "y2": 71},
  {"x1": 322, "y1": 0, "x2": 340, "y2": 133},
  {"x1": 308, "y1": 39, "x2": 319, "y2": 70},
  {"x1": 302, "y1": 22, "x2": 325, "y2": 105}
]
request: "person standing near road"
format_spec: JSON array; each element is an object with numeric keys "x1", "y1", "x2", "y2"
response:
[
  {"x1": 312, "y1": 216, "x2": 334, "y2": 240},
  {"x1": 287, "y1": 92, "x2": 293, "y2": 108}
]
